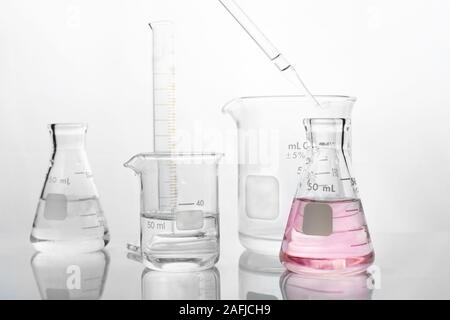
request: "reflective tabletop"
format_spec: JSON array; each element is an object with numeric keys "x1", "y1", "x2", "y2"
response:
[{"x1": 1, "y1": 232, "x2": 449, "y2": 300}]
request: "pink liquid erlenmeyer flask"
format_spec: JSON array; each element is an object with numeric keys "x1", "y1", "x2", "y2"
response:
[{"x1": 280, "y1": 98, "x2": 374, "y2": 275}]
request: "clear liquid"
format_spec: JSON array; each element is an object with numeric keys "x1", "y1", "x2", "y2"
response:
[
  {"x1": 140, "y1": 212, "x2": 219, "y2": 271},
  {"x1": 280, "y1": 198, "x2": 374, "y2": 274},
  {"x1": 30, "y1": 197, "x2": 110, "y2": 253}
]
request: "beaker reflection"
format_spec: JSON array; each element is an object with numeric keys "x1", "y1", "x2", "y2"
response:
[
  {"x1": 239, "y1": 250, "x2": 285, "y2": 300},
  {"x1": 141, "y1": 268, "x2": 220, "y2": 300},
  {"x1": 31, "y1": 250, "x2": 110, "y2": 300},
  {"x1": 280, "y1": 271, "x2": 373, "y2": 300}
]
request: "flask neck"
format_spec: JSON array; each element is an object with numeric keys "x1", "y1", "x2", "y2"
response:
[
  {"x1": 305, "y1": 118, "x2": 351, "y2": 152},
  {"x1": 297, "y1": 118, "x2": 357, "y2": 201},
  {"x1": 49, "y1": 123, "x2": 87, "y2": 150}
]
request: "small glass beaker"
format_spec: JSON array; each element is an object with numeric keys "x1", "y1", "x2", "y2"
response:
[
  {"x1": 30, "y1": 123, "x2": 110, "y2": 253},
  {"x1": 124, "y1": 153, "x2": 222, "y2": 272}
]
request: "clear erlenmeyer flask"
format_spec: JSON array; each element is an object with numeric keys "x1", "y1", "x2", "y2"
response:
[
  {"x1": 30, "y1": 123, "x2": 110, "y2": 253},
  {"x1": 280, "y1": 98, "x2": 374, "y2": 274}
]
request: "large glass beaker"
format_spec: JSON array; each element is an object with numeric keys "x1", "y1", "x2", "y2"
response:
[{"x1": 223, "y1": 96, "x2": 314, "y2": 255}]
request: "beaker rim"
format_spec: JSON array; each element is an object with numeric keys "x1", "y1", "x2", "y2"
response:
[
  {"x1": 127, "y1": 152, "x2": 224, "y2": 160},
  {"x1": 233, "y1": 95, "x2": 356, "y2": 103},
  {"x1": 222, "y1": 95, "x2": 357, "y2": 118},
  {"x1": 149, "y1": 20, "x2": 174, "y2": 27}
]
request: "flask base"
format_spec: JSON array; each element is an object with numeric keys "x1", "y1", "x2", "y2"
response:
[
  {"x1": 280, "y1": 251, "x2": 375, "y2": 275},
  {"x1": 31, "y1": 237, "x2": 109, "y2": 254}
]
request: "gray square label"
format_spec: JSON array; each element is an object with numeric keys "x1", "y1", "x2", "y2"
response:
[
  {"x1": 302, "y1": 202, "x2": 333, "y2": 236},
  {"x1": 44, "y1": 193, "x2": 68, "y2": 220}
]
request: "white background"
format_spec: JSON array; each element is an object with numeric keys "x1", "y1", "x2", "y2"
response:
[{"x1": 1, "y1": 0, "x2": 450, "y2": 299}]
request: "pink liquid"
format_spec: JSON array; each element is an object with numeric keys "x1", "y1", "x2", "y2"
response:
[{"x1": 280, "y1": 198, "x2": 374, "y2": 275}]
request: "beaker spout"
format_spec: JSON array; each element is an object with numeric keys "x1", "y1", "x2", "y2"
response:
[
  {"x1": 123, "y1": 155, "x2": 144, "y2": 174},
  {"x1": 221, "y1": 98, "x2": 242, "y2": 123}
]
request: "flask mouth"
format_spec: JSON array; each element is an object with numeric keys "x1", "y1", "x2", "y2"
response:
[
  {"x1": 305, "y1": 118, "x2": 351, "y2": 150},
  {"x1": 48, "y1": 123, "x2": 88, "y2": 149},
  {"x1": 48, "y1": 123, "x2": 88, "y2": 129},
  {"x1": 48, "y1": 123, "x2": 88, "y2": 133}
]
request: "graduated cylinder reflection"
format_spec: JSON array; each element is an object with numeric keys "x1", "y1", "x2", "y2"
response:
[
  {"x1": 31, "y1": 250, "x2": 110, "y2": 300},
  {"x1": 141, "y1": 268, "x2": 220, "y2": 300}
]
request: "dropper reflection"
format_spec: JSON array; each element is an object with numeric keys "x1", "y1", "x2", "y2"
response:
[
  {"x1": 30, "y1": 250, "x2": 110, "y2": 300},
  {"x1": 141, "y1": 267, "x2": 220, "y2": 300}
]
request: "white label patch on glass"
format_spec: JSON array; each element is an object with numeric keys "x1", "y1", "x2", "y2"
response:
[
  {"x1": 245, "y1": 175, "x2": 279, "y2": 220},
  {"x1": 302, "y1": 202, "x2": 333, "y2": 236},
  {"x1": 176, "y1": 210, "x2": 204, "y2": 230},
  {"x1": 44, "y1": 193, "x2": 68, "y2": 220}
]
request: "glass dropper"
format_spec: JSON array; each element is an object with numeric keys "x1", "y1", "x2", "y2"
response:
[{"x1": 218, "y1": 0, "x2": 321, "y2": 107}]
